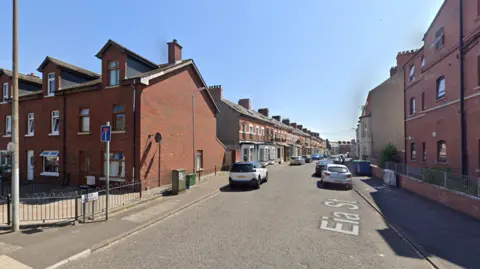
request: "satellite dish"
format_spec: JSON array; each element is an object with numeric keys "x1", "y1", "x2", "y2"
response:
[
  {"x1": 154, "y1": 132, "x2": 162, "y2": 143},
  {"x1": 432, "y1": 132, "x2": 437, "y2": 138},
  {"x1": 6, "y1": 142, "x2": 14, "y2": 153}
]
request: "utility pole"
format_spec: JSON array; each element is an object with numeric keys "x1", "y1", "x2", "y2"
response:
[{"x1": 11, "y1": 0, "x2": 20, "y2": 232}]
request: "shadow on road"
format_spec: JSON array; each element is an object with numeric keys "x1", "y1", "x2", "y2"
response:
[
  {"x1": 219, "y1": 185, "x2": 255, "y2": 193},
  {"x1": 357, "y1": 176, "x2": 480, "y2": 269},
  {"x1": 315, "y1": 180, "x2": 350, "y2": 191}
]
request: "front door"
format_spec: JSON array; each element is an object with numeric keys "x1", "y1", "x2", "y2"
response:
[{"x1": 27, "y1": 150, "x2": 34, "y2": 181}]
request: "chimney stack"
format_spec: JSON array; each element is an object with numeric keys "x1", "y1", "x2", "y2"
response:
[
  {"x1": 167, "y1": 39, "x2": 182, "y2": 64},
  {"x1": 207, "y1": 85, "x2": 222, "y2": 102},
  {"x1": 290, "y1": 122, "x2": 297, "y2": 129},
  {"x1": 238, "y1": 98, "x2": 251, "y2": 110},
  {"x1": 302, "y1": 128, "x2": 308, "y2": 133},
  {"x1": 297, "y1": 124, "x2": 303, "y2": 130},
  {"x1": 390, "y1": 66, "x2": 398, "y2": 77},
  {"x1": 258, "y1": 108, "x2": 269, "y2": 117},
  {"x1": 282, "y1": 118, "x2": 290, "y2": 125},
  {"x1": 396, "y1": 50, "x2": 417, "y2": 70},
  {"x1": 272, "y1": 115, "x2": 281, "y2": 122}
]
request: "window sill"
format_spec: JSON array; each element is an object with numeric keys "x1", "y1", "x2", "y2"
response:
[
  {"x1": 3, "y1": 135, "x2": 11, "y2": 138},
  {"x1": 77, "y1": 132, "x2": 90, "y2": 136},
  {"x1": 24, "y1": 134, "x2": 34, "y2": 137},
  {"x1": 48, "y1": 133, "x2": 60, "y2": 136},
  {"x1": 99, "y1": 177, "x2": 125, "y2": 182},
  {"x1": 0, "y1": 101, "x2": 9, "y2": 104},
  {"x1": 474, "y1": 86, "x2": 480, "y2": 91},
  {"x1": 41, "y1": 172, "x2": 59, "y2": 177},
  {"x1": 112, "y1": 130, "x2": 126, "y2": 134},
  {"x1": 105, "y1": 85, "x2": 120, "y2": 89},
  {"x1": 436, "y1": 45, "x2": 445, "y2": 51},
  {"x1": 195, "y1": 168, "x2": 204, "y2": 172},
  {"x1": 44, "y1": 95, "x2": 55, "y2": 98},
  {"x1": 436, "y1": 96, "x2": 446, "y2": 102}
]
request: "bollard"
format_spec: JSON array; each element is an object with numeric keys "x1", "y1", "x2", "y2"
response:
[
  {"x1": 82, "y1": 200, "x2": 86, "y2": 223},
  {"x1": 91, "y1": 200, "x2": 95, "y2": 220},
  {"x1": 74, "y1": 191, "x2": 79, "y2": 222},
  {"x1": 7, "y1": 194, "x2": 11, "y2": 225}
]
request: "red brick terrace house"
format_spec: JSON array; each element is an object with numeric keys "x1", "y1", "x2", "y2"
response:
[
  {"x1": 404, "y1": 0, "x2": 480, "y2": 176},
  {"x1": 0, "y1": 39, "x2": 225, "y2": 188}
]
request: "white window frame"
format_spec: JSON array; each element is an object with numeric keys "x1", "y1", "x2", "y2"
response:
[
  {"x1": 410, "y1": 97, "x2": 416, "y2": 115},
  {"x1": 421, "y1": 56, "x2": 425, "y2": 69},
  {"x1": 108, "y1": 60, "x2": 120, "y2": 86},
  {"x1": 409, "y1": 65, "x2": 415, "y2": 82},
  {"x1": 249, "y1": 125, "x2": 253, "y2": 134},
  {"x1": 103, "y1": 152, "x2": 126, "y2": 178},
  {"x1": 80, "y1": 108, "x2": 90, "y2": 133},
  {"x1": 255, "y1": 126, "x2": 259, "y2": 134},
  {"x1": 5, "y1": 115, "x2": 11, "y2": 136},
  {"x1": 27, "y1": 113, "x2": 34, "y2": 136},
  {"x1": 40, "y1": 151, "x2": 59, "y2": 176},
  {"x1": 261, "y1": 127, "x2": 264, "y2": 136},
  {"x1": 436, "y1": 76, "x2": 446, "y2": 99},
  {"x1": 3, "y1": 83, "x2": 9, "y2": 102},
  {"x1": 47, "y1": 73, "x2": 56, "y2": 96},
  {"x1": 51, "y1": 110, "x2": 60, "y2": 135}
]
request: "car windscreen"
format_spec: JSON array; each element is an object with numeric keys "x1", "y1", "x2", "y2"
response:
[
  {"x1": 231, "y1": 163, "x2": 254, "y2": 172},
  {"x1": 328, "y1": 167, "x2": 349, "y2": 173},
  {"x1": 302, "y1": 156, "x2": 308, "y2": 158}
]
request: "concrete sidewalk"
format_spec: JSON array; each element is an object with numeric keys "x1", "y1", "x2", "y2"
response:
[
  {"x1": 353, "y1": 176, "x2": 480, "y2": 269},
  {"x1": 0, "y1": 174, "x2": 230, "y2": 269}
]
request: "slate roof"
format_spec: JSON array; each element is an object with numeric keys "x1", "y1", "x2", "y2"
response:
[
  {"x1": 0, "y1": 68, "x2": 42, "y2": 85},
  {"x1": 60, "y1": 78, "x2": 102, "y2": 91},
  {"x1": 128, "y1": 59, "x2": 192, "y2": 79},
  {"x1": 19, "y1": 90, "x2": 42, "y2": 97},
  {"x1": 37, "y1": 57, "x2": 100, "y2": 78}
]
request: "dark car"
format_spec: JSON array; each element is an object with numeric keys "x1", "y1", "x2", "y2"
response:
[
  {"x1": 302, "y1": 155, "x2": 312, "y2": 163},
  {"x1": 311, "y1": 154, "x2": 321, "y2": 160}
]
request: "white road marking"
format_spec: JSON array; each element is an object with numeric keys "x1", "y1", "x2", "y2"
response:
[
  {"x1": 320, "y1": 199, "x2": 361, "y2": 236},
  {"x1": 0, "y1": 255, "x2": 32, "y2": 269}
]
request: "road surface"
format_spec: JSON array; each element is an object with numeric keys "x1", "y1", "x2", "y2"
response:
[{"x1": 63, "y1": 163, "x2": 430, "y2": 269}]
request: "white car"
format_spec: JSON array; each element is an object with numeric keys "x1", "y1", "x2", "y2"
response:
[
  {"x1": 290, "y1": 156, "x2": 305, "y2": 165},
  {"x1": 320, "y1": 164, "x2": 353, "y2": 190},
  {"x1": 229, "y1": 162, "x2": 268, "y2": 189}
]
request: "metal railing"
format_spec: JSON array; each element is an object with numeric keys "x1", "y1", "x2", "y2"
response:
[
  {"x1": 0, "y1": 178, "x2": 170, "y2": 225},
  {"x1": 385, "y1": 162, "x2": 480, "y2": 198}
]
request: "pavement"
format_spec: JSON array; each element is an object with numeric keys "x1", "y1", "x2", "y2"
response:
[
  {"x1": 60, "y1": 163, "x2": 432, "y2": 269},
  {"x1": 1, "y1": 162, "x2": 478, "y2": 269},
  {"x1": 353, "y1": 175, "x2": 480, "y2": 269}
]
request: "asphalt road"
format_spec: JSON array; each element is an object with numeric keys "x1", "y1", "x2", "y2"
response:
[{"x1": 63, "y1": 163, "x2": 431, "y2": 269}]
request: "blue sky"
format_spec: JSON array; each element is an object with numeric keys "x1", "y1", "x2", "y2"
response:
[{"x1": 0, "y1": 0, "x2": 443, "y2": 141}]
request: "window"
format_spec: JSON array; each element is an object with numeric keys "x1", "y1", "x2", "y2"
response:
[
  {"x1": 2, "y1": 83, "x2": 9, "y2": 102},
  {"x1": 196, "y1": 150, "x2": 203, "y2": 171},
  {"x1": 243, "y1": 148, "x2": 249, "y2": 162},
  {"x1": 410, "y1": 97, "x2": 416, "y2": 115},
  {"x1": 422, "y1": 142, "x2": 427, "y2": 161},
  {"x1": 5, "y1": 115, "x2": 11, "y2": 136},
  {"x1": 437, "y1": 140, "x2": 447, "y2": 163},
  {"x1": 27, "y1": 113, "x2": 34, "y2": 135},
  {"x1": 261, "y1": 127, "x2": 264, "y2": 136},
  {"x1": 435, "y1": 27, "x2": 445, "y2": 50},
  {"x1": 113, "y1": 105, "x2": 125, "y2": 131},
  {"x1": 255, "y1": 126, "x2": 259, "y2": 134},
  {"x1": 108, "y1": 60, "x2": 120, "y2": 86},
  {"x1": 478, "y1": 55, "x2": 480, "y2": 86},
  {"x1": 478, "y1": 0, "x2": 480, "y2": 16},
  {"x1": 40, "y1": 151, "x2": 59, "y2": 176},
  {"x1": 241, "y1": 122, "x2": 246, "y2": 133},
  {"x1": 421, "y1": 92, "x2": 425, "y2": 111},
  {"x1": 79, "y1": 108, "x2": 90, "y2": 132},
  {"x1": 249, "y1": 125, "x2": 253, "y2": 134},
  {"x1": 0, "y1": 150, "x2": 12, "y2": 170},
  {"x1": 104, "y1": 152, "x2": 125, "y2": 178},
  {"x1": 51, "y1": 110, "x2": 60, "y2": 134},
  {"x1": 409, "y1": 65, "x2": 415, "y2": 82},
  {"x1": 410, "y1": 143, "x2": 417, "y2": 160},
  {"x1": 436, "y1": 76, "x2": 446, "y2": 99},
  {"x1": 421, "y1": 56, "x2": 425, "y2": 69},
  {"x1": 47, "y1": 73, "x2": 56, "y2": 95}
]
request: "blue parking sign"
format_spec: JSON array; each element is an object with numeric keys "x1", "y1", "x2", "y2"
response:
[{"x1": 101, "y1": 125, "x2": 111, "y2": 142}]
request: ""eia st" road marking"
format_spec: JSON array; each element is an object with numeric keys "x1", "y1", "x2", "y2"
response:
[{"x1": 320, "y1": 198, "x2": 360, "y2": 236}]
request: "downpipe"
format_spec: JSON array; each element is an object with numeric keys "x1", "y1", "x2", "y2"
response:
[{"x1": 459, "y1": 0, "x2": 468, "y2": 175}]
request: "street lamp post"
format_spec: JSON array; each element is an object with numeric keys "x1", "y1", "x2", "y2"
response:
[{"x1": 11, "y1": 0, "x2": 20, "y2": 232}]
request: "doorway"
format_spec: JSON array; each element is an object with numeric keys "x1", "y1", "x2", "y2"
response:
[{"x1": 27, "y1": 150, "x2": 34, "y2": 181}]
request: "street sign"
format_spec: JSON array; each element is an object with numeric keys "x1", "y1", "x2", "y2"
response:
[
  {"x1": 81, "y1": 192, "x2": 99, "y2": 203},
  {"x1": 101, "y1": 125, "x2": 111, "y2": 142}
]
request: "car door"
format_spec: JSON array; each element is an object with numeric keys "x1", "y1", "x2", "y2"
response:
[{"x1": 257, "y1": 162, "x2": 266, "y2": 178}]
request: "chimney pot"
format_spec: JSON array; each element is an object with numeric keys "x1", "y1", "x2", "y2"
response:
[
  {"x1": 282, "y1": 118, "x2": 290, "y2": 125},
  {"x1": 167, "y1": 39, "x2": 183, "y2": 64},
  {"x1": 238, "y1": 98, "x2": 251, "y2": 110},
  {"x1": 272, "y1": 115, "x2": 281, "y2": 122}
]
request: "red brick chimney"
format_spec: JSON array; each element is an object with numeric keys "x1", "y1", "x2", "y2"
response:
[
  {"x1": 396, "y1": 50, "x2": 417, "y2": 69},
  {"x1": 282, "y1": 118, "x2": 290, "y2": 125},
  {"x1": 258, "y1": 108, "x2": 269, "y2": 117},
  {"x1": 207, "y1": 85, "x2": 222, "y2": 101},
  {"x1": 238, "y1": 98, "x2": 251, "y2": 110},
  {"x1": 167, "y1": 39, "x2": 182, "y2": 64},
  {"x1": 297, "y1": 124, "x2": 303, "y2": 130},
  {"x1": 272, "y1": 115, "x2": 281, "y2": 121},
  {"x1": 290, "y1": 122, "x2": 297, "y2": 129}
]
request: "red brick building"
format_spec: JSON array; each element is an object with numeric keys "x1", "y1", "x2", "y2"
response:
[
  {"x1": 208, "y1": 86, "x2": 323, "y2": 166},
  {"x1": 404, "y1": 0, "x2": 480, "y2": 176},
  {"x1": 0, "y1": 39, "x2": 225, "y2": 187}
]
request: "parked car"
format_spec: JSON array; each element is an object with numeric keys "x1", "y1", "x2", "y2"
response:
[
  {"x1": 229, "y1": 162, "x2": 268, "y2": 189},
  {"x1": 328, "y1": 155, "x2": 341, "y2": 164},
  {"x1": 311, "y1": 154, "x2": 321, "y2": 160},
  {"x1": 320, "y1": 164, "x2": 352, "y2": 190},
  {"x1": 302, "y1": 155, "x2": 312, "y2": 163},
  {"x1": 290, "y1": 156, "x2": 305, "y2": 165},
  {"x1": 315, "y1": 158, "x2": 334, "y2": 176}
]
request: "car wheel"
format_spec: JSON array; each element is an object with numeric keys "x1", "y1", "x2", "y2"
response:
[
  {"x1": 254, "y1": 176, "x2": 261, "y2": 189},
  {"x1": 229, "y1": 182, "x2": 236, "y2": 189}
]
